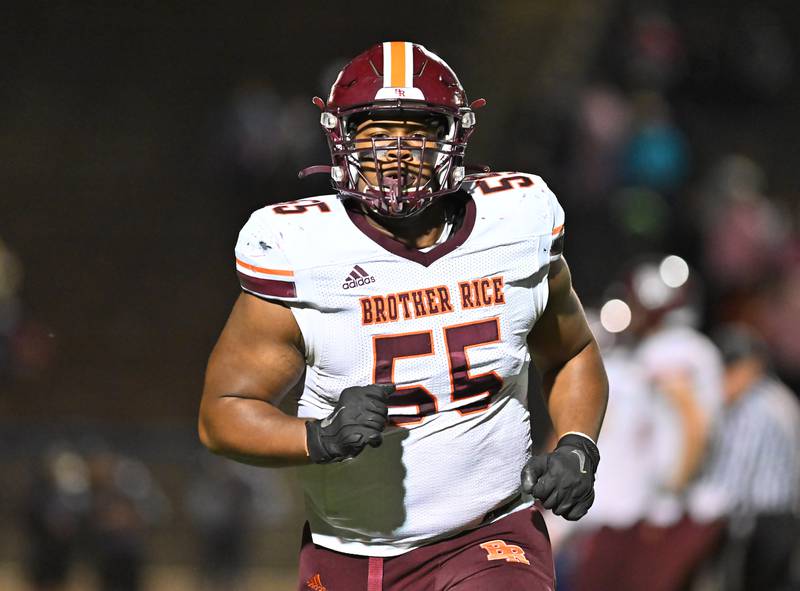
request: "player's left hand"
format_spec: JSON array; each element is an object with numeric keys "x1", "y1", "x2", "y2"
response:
[{"x1": 520, "y1": 433, "x2": 600, "y2": 521}]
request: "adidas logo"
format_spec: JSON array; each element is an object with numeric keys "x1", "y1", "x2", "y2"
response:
[
  {"x1": 342, "y1": 265, "x2": 375, "y2": 289},
  {"x1": 306, "y1": 573, "x2": 327, "y2": 591}
]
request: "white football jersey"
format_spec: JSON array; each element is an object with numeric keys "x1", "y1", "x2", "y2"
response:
[
  {"x1": 635, "y1": 324, "x2": 724, "y2": 525},
  {"x1": 234, "y1": 172, "x2": 565, "y2": 556},
  {"x1": 582, "y1": 346, "x2": 668, "y2": 529}
]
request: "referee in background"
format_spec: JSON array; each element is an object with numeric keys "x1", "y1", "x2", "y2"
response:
[{"x1": 698, "y1": 324, "x2": 800, "y2": 590}]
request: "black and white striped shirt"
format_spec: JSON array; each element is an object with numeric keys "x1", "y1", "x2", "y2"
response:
[{"x1": 699, "y1": 376, "x2": 800, "y2": 515}]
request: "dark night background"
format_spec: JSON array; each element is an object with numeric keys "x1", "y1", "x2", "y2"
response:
[{"x1": 1, "y1": 1, "x2": 799, "y2": 589}]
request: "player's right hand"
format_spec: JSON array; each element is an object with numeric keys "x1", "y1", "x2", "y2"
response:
[{"x1": 305, "y1": 384, "x2": 395, "y2": 464}]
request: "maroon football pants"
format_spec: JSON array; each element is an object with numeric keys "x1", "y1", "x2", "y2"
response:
[
  {"x1": 572, "y1": 516, "x2": 725, "y2": 591},
  {"x1": 297, "y1": 507, "x2": 555, "y2": 591}
]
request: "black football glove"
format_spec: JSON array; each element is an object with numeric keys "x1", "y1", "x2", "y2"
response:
[
  {"x1": 305, "y1": 384, "x2": 395, "y2": 464},
  {"x1": 520, "y1": 433, "x2": 600, "y2": 521}
]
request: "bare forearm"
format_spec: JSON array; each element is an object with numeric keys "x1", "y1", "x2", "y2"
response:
[
  {"x1": 662, "y1": 382, "x2": 708, "y2": 490},
  {"x1": 199, "y1": 395, "x2": 311, "y2": 467},
  {"x1": 543, "y1": 340, "x2": 608, "y2": 441}
]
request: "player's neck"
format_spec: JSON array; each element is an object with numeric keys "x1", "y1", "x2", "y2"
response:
[{"x1": 364, "y1": 201, "x2": 449, "y2": 249}]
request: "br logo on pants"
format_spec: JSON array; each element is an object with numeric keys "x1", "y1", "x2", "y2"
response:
[{"x1": 479, "y1": 540, "x2": 530, "y2": 565}]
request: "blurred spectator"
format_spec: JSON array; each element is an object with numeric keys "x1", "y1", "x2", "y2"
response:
[
  {"x1": 186, "y1": 455, "x2": 254, "y2": 591},
  {"x1": 566, "y1": 84, "x2": 633, "y2": 205},
  {"x1": 86, "y1": 451, "x2": 169, "y2": 591},
  {"x1": 699, "y1": 155, "x2": 788, "y2": 291},
  {"x1": 621, "y1": 92, "x2": 689, "y2": 194},
  {"x1": 186, "y1": 452, "x2": 296, "y2": 589},
  {"x1": 693, "y1": 325, "x2": 800, "y2": 590},
  {"x1": 689, "y1": 154, "x2": 800, "y2": 385},
  {"x1": 22, "y1": 446, "x2": 89, "y2": 591}
]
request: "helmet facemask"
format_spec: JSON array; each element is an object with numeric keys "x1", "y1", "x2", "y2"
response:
[{"x1": 322, "y1": 105, "x2": 472, "y2": 218}]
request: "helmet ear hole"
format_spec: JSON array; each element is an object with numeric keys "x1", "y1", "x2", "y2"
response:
[
  {"x1": 425, "y1": 114, "x2": 449, "y2": 138},
  {"x1": 345, "y1": 112, "x2": 369, "y2": 137}
]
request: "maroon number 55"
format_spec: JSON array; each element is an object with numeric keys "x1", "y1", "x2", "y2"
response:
[{"x1": 372, "y1": 317, "x2": 503, "y2": 426}]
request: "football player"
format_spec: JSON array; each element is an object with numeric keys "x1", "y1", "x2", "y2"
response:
[
  {"x1": 199, "y1": 42, "x2": 608, "y2": 590},
  {"x1": 569, "y1": 256, "x2": 724, "y2": 591}
]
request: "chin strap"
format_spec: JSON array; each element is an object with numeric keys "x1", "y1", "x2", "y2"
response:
[{"x1": 297, "y1": 165, "x2": 332, "y2": 179}]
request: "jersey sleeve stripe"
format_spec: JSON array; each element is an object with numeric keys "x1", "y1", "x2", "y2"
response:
[
  {"x1": 238, "y1": 272, "x2": 297, "y2": 298},
  {"x1": 235, "y1": 258, "x2": 294, "y2": 277},
  {"x1": 551, "y1": 224, "x2": 564, "y2": 236}
]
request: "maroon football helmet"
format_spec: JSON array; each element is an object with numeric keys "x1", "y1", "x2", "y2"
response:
[
  {"x1": 623, "y1": 254, "x2": 702, "y2": 332},
  {"x1": 300, "y1": 42, "x2": 485, "y2": 217}
]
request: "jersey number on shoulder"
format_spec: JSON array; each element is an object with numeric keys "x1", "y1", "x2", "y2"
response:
[
  {"x1": 372, "y1": 318, "x2": 503, "y2": 426},
  {"x1": 271, "y1": 198, "x2": 331, "y2": 214},
  {"x1": 475, "y1": 174, "x2": 533, "y2": 195}
]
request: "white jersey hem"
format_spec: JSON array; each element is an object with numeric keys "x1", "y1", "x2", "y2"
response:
[{"x1": 308, "y1": 498, "x2": 535, "y2": 557}]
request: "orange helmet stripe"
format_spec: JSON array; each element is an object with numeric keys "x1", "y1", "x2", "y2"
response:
[
  {"x1": 384, "y1": 41, "x2": 414, "y2": 89},
  {"x1": 391, "y1": 41, "x2": 406, "y2": 87}
]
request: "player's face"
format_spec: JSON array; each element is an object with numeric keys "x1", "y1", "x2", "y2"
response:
[{"x1": 352, "y1": 117, "x2": 445, "y2": 195}]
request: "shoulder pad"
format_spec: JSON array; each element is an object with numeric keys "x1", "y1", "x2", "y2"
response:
[
  {"x1": 235, "y1": 208, "x2": 299, "y2": 300},
  {"x1": 462, "y1": 171, "x2": 540, "y2": 195},
  {"x1": 463, "y1": 172, "x2": 565, "y2": 260}
]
